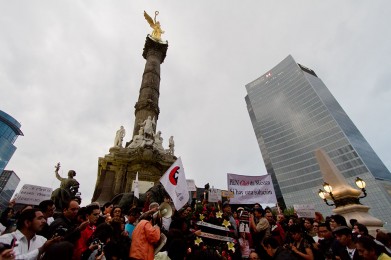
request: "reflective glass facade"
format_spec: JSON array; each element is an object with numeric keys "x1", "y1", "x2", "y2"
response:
[
  {"x1": 0, "y1": 110, "x2": 23, "y2": 173},
  {"x1": 0, "y1": 170, "x2": 20, "y2": 210},
  {"x1": 245, "y1": 55, "x2": 391, "y2": 225}
]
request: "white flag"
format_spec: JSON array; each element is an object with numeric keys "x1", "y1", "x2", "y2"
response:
[
  {"x1": 134, "y1": 172, "x2": 139, "y2": 199},
  {"x1": 160, "y1": 157, "x2": 189, "y2": 210}
]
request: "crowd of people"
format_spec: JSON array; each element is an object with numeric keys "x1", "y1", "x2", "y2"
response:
[{"x1": 0, "y1": 196, "x2": 390, "y2": 260}]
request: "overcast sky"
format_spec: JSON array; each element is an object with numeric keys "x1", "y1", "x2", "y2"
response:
[{"x1": 1, "y1": 1, "x2": 390, "y2": 206}]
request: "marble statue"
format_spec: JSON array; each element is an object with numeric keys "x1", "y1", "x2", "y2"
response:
[
  {"x1": 168, "y1": 136, "x2": 175, "y2": 155},
  {"x1": 144, "y1": 11, "x2": 165, "y2": 41},
  {"x1": 153, "y1": 131, "x2": 165, "y2": 152},
  {"x1": 139, "y1": 116, "x2": 156, "y2": 139},
  {"x1": 114, "y1": 126, "x2": 126, "y2": 147},
  {"x1": 51, "y1": 162, "x2": 81, "y2": 211},
  {"x1": 128, "y1": 127, "x2": 146, "y2": 149}
]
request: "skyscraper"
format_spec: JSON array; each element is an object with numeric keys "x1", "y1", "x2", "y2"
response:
[
  {"x1": 0, "y1": 170, "x2": 20, "y2": 210},
  {"x1": 0, "y1": 110, "x2": 23, "y2": 173},
  {"x1": 245, "y1": 55, "x2": 391, "y2": 225}
]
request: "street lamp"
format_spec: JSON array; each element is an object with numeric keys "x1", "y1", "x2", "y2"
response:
[
  {"x1": 355, "y1": 177, "x2": 367, "y2": 198},
  {"x1": 318, "y1": 189, "x2": 335, "y2": 206},
  {"x1": 319, "y1": 178, "x2": 368, "y2": 207}
]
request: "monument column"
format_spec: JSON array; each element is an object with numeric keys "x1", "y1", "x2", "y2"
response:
[{"x1": 132, "y1": 36, "x2": 168, "y2": 137}]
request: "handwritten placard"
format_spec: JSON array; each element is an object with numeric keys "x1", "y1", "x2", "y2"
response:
[
  {"x1": 208, "y1": 188, "x2": 222, "y2": 203},
  {"x1": 294, "y1": 204, "x2": 315, "y2": 218},
  {"x1": 15, "y1": 184, "x2": 53, "y2": 205}
]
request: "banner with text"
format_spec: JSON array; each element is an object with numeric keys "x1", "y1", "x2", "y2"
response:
[
  {"x1": 227, "y1": 173, "x2": 277, "y2": 204},
  {"x1": 294, "y1": 204, "x2": 315, "y2": 218},
  {"x1": 15, "y1": 184, "x2": 53, "y2": 205}
]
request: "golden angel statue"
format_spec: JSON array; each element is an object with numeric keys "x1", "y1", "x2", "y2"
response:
[{"x1": 144, "y1": 11, "x2": 164, "y2": 41}]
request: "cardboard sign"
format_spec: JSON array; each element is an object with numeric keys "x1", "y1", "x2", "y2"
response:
[
  {"x1": 221, "y1": 190, "x2": 234, "y2": 198},
  {"x1": 131, "y1": 180, "x2": 154, "y2": 194},
  {"x1": 208, "y1": 188, "x2": 222, "y2": 203},
  {"x1": 294, "y1": 204, "x2": 315, "y2": 218},
  {"x1": 15, "y1": 184, "x2": 53, "y2": 205}
]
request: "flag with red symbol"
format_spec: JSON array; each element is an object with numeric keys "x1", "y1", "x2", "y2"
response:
[{"x1": 160, "y1": 157, "x2": 189, "y2": 210}]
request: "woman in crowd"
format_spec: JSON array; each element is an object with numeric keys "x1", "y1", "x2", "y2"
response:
[{"x1": 289, "y1": 224, "x2": 314, "y2": 260}]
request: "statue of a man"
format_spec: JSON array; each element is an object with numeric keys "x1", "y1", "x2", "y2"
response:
[
  {"x1": 168, "y1": 136, "x2": 175, "y2": 155},
  {"x1": 54, "y1": 163, "x2": 80, "y2": 194},
  {"x1": 128, "y1": 127, "x2": 146, "y2": 149},
  {"x1": 114, "y1": 126, "x2": 126, "y2": 147},
  {"x1": 139, "y1": 116, "x2": 156, "y2": 139},
  {"x1": 153, "y1": 131, "x2": 164, "y2": 152}
]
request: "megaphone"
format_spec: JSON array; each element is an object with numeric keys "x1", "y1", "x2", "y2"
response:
[
  {"x1": 153, "y1": 202, "x2": 173, "y2": 219},
  {"x1": 152, "y1": 202, "x2": 173, "y2": 227}
]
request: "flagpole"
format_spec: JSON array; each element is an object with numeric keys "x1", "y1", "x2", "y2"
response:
[{"x1": 133, "y1": 172, "x2": 140, "y2": 207}]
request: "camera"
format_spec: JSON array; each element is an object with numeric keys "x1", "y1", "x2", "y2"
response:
[
  {"x1": 0, "y1": 243, "x2": 12, "y2": 254},
  {"x1": 53, "y1": 226, "x2": 68, "y2": 237},
  {"x1": 91, "y1": 238, "x2": 105, "y2": 255}
]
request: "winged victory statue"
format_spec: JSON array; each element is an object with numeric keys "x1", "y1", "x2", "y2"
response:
[{"x1": 144, "y1": 11, "x2": 165, "y2": 41}]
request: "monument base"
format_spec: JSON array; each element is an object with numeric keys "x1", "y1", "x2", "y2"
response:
[{"x1": 92, "y1": 145, "x2": 176, "y2": 205}]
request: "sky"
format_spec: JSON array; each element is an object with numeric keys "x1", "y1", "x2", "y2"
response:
[{"x1": 1, "y1": 1, "x2": 390, "y2": 206}]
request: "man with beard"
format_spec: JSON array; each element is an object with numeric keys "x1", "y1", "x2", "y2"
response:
[{"x1": 0, "y1": 208, "x2": 60, "y2": 259}]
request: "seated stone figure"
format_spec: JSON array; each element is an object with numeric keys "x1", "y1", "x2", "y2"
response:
[{"x1": 128, "y1": 127, "x2": 146, "y2": 149}]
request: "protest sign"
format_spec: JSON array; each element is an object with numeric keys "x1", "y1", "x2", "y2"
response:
[
  {"x1": 208, "y1": 187, "x2": 221, "y2": 202},
  {"x1": 227, "y1": 173, "x2": 277, "y2": 204},
  {"x1": 131, "y1": 180, "x2": 154, "y2": 194},
  {"x1": 15, "y1": 184, "x2": 53, "y2": 205},
  {"x1": 294, "y1": 204, "x2": 315, "y2": 218},
  {"x1": 221, "y1": 190, "x2": 234, "y2": 198}
]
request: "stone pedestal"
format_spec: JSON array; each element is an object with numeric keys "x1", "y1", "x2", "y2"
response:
[
  {"x1": 315, "y1": 149, "x2": 384, "y2": 236},
  {"x1": 92, "y1": 145, "x2": 176, "y2": 204}
]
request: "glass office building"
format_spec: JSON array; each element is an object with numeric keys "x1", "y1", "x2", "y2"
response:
[
  {"x1": 0, "y1": 170, "x2": 20, "y2": 210},
  {"x1": 245, "y1": 55, "x2": 391, "y2": 225},
  {"x1": 0, "y1": 110, "x2": 23, "y2": 173}
]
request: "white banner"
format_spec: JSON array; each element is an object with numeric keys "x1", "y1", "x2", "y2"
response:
[
  {"x1": 134, "y1": 172, "x2": 140, "y2": 199},
  {"x1": 208, "y1": 188, "x2": 221, "y2": 203},
  {"x1": 160, "y1": 157, "x2": 189, "y2": 210},
  {"x1": 294, "y1": 204, "x2": 315, "y2": 218},
  {"x1": 15, "y1": 184, "x2": 53, "y2": 205},
  {"x1": 227, "y1": 173, "x2": 277, "y2": 204}
]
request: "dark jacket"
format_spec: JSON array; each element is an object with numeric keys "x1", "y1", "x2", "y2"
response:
[{"x1": 48, "y1": 214, "x2": 81, "y2": 244}]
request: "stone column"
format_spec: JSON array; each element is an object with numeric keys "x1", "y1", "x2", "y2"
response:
[{"x1": 132, "y1": 36, "x2": 168, "y2": 137}]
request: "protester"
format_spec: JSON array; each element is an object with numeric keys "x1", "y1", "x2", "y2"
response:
[
  {"x1": 49, "y1": 199, "x2": 89, "y2": 244},
  {"x1": 317, "y1": 222, "x2": 336, "y2": 260},
  {"x1": 264, "y1": 236, "x2": 298, "y2": 260},
  {"x1": 73, "y1": 204, "x2": 100, "y2": 259},
  {"x1": 222, "y1": 201, "x2": 238, "y2": 237},
  {"x1": 329, "y1": 214, "x2": 347, "y2": 231},
  {"x1": 0, "y1": 208, "x2": 60, "y2": 259},
  {"x1": 129, "y1": 211, "x2": 161, "y2": 260},
  {"x1": 355, "y1": 236, "x2": 391, "y2": 260},
  {"x1": 288, "y1": 224, "x2": 314, "y2": 260},
  {"x1": 265, "y1": 212, "x2": 285, "y2": 246},
  {"x1": 333, "y1": 226, "x2": 360, "y2": 260},
  {"x1": 37, "y1": 200, "x2": 55, "y2": 239}
]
